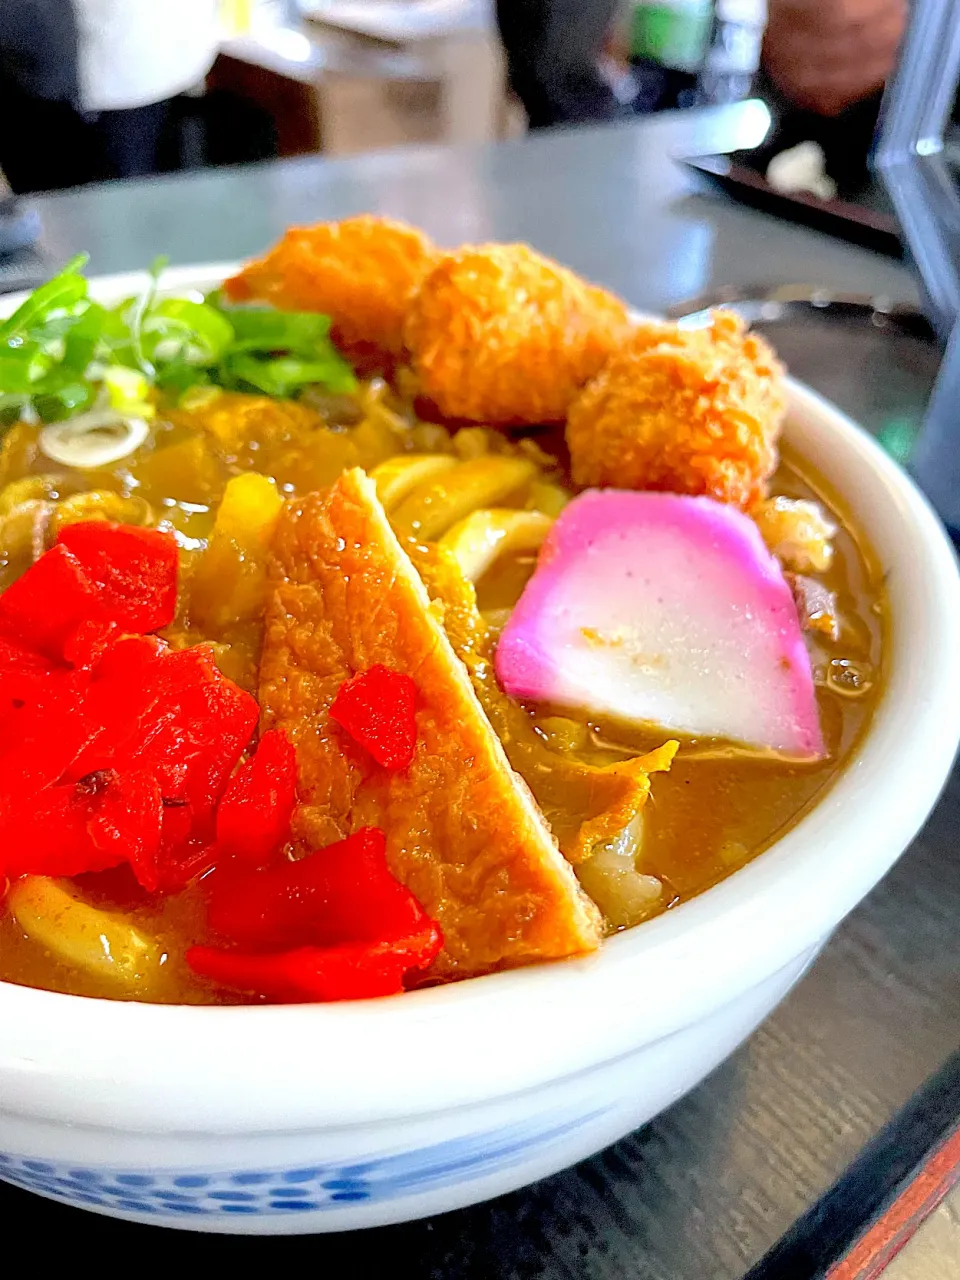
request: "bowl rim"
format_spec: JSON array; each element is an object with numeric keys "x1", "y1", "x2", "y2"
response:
[{"x1": 1, "y1": 266, "x2": 959, "y2": 1135}]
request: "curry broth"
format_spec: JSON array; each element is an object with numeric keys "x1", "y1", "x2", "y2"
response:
[{"x1": 0, "y1": 388, "x2": 885, "y2": 1003}]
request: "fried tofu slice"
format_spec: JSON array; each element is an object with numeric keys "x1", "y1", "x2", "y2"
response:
[{"x1": 259, "y1": 468, "x2": 601, "y2": 978}]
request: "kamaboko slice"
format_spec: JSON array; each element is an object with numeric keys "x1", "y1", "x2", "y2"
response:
[{"x1": 495, "y1": 490, "x2": 823, "y2": 757}]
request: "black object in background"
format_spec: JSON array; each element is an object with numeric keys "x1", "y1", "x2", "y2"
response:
[
  {"x1": 0, "y1": 88, "x2": 178, "y2": 194},
  {"x1": 744, "y1": 1051, "x2": 960, "y2": 1280},
  {"x1": 0, "y1": 0, "x2": 89, "y2": 193},
  {"x1": 752, "y1": 88, "x2": 886, "y2": 202},
  {"x1": 630, "y1": 60, "x2": 699, "y2": 114},
  {"x1": 685, "y1": 153, "x2": 903, "y2": 258},
  {"x1": 163, "y1": 91, "x2": 279, "y2": 172},
  {"x1": 495, "y1": 0, "x2": 624, "y2": 128},
  {"x1": 0, "y1": 86, "x2": 279, "y2": 195},
  {"x1": 0, "y1": 0, "x2": 166, "y2": 191},
  {"x1": 0, "y1": 0, "x2": 78, "y2": 101}
]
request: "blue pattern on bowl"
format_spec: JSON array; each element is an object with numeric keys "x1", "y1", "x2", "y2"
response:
[{"x1": 0, "y1": 1111, "x2": 602, "y2": 1217}]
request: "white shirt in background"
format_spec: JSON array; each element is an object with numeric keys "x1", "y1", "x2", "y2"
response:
[{"x1": 75, "y1": 0, "x2": 222, "y2": 113}]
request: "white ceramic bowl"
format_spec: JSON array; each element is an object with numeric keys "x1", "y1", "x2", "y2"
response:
[{"x1": 1, "y1": 268, "x2": 959, "y2": 1234}]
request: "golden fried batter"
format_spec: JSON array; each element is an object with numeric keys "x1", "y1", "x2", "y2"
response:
[
  {"x1": 259, "y1": 468, "x2": 601, "y2": 978},
  {"x1": 224, "y1": 215, "x2": 437, "y2": 358},
  {"x1": 567, "y1": 310, "x2": 786, "y2": 508},
  {"x1": 404, "y1": 244, "x2": 630, "y2": 425}
]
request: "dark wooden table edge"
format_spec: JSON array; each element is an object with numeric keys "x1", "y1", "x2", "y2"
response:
[{"x1": 743, "y1": 1049, "x2": 960, "y2": 1279}]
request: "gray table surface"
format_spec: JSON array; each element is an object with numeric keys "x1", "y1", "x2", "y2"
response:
[{"x1": 7, "y1": 108, "x2": 958, "y2": 1278}]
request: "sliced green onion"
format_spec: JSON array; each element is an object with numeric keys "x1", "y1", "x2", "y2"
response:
[{"x1": 39, "y1": 410, "x2": 151, "y2": 468}]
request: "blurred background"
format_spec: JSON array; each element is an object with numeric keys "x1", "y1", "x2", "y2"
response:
[{"x1": 0, "y1": 0, "x2": 912, "y2": 201}]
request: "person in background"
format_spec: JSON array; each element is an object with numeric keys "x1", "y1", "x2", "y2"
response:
[
  {"x1": 759, "y1": 0, "x2": 907, "y2": 194},
  {"x1": 763, "y1": 0, "x2": 906, "y2": 120},
  {"x1": 0, "y1": 0, "x2": 89, "y2": 193},
  {"x1": 0, "y1": 0, "x2": 220, "y2": 194},
  {"x1": 498, "y1": 0, "x2": 908, "y2": 194},
  {"x1": 495, "y1": 0, "x2": 624, "y2": 129},
  {"x1": 75, "y1": 0, "x2": 221, "y2": 181}
]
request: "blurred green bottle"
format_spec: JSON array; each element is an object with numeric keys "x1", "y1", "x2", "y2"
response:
[{"x1": 627, "y1": 0, "x2": 766, "y2": 111}]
